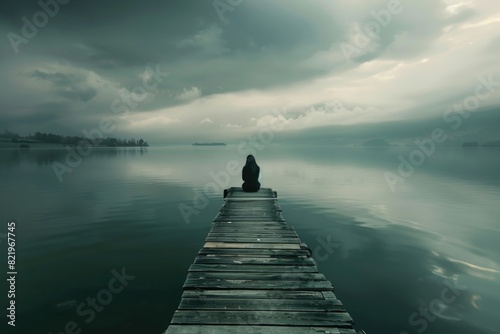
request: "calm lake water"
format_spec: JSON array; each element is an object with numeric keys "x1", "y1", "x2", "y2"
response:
[{"x1": 1, "y1": 145, "x2": 499, "y2": 334}]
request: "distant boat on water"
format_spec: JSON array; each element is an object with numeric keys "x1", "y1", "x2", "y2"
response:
[{"x1": 192, "y1": 142, "x2": 227, "y2": 146}]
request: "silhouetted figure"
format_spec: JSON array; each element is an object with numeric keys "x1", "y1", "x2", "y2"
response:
[{"x1": 242, "y1": 154, "x2": 260, "y2": 192}]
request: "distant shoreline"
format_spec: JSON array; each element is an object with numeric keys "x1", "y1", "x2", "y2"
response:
[
  {"x1": 0, "y1": 131, "x2": 150, "y2": 148},
  {"x1": 0, "y1": 142, "x2": 150, "y2": 149}
]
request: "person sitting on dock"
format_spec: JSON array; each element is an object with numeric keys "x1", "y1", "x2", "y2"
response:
[{"x1": 242, "y1": 154, "x2": 261, "y2": 192}]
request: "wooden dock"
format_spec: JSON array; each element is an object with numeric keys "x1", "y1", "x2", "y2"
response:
[{"x1": 165, "y1": 187, "x2": 361, "y2": 333}]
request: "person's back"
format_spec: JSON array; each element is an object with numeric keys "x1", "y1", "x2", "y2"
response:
[{"x1": 242, "y1": 155, "x2": 260, "y2": 192}]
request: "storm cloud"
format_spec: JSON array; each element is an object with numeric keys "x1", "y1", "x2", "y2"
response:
[{"x1": 1, "y1": 0, "x2": 499, "y2": 143}]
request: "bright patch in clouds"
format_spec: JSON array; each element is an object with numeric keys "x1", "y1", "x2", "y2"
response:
[{"x1": 176, "y1": 87, "x2": 202, "y2": 101}]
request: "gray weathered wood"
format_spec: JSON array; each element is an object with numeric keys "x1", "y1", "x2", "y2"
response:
[
  {"x1": 183, "y1": 279, "x2": 334, "y2": 291},
  {"x1": 170, "y1": 310, "x2": 353, "y2": 326},
  {"x1": 165, "y1": 187, "x2": 359, "y2": 333},
  {"x1": 212, "y1": 222, "x2": 290, "y2": 228},
  {"x1": 165, "y1": 325, "x2": 357, "y2": 334},
  {"x1": 179, "y1": 298, "x2": 345, "y2": 312},
  {"x1": 181, "y1": 289, "x2": 331, "y2": 300},
  {"x1": 203, "y1": 242, "x2": 301, "y2": 249},
  {"x1": 198, "y1": 248, "x2": 310, "y2": 257},
  {"x1": 194, "y1": 256, "x2": 315, "y2": 266},
  {"x1": 187, "y1": 272, "x2": 327, "y2": 281},
  {"x1": 205, "y1": 236, "x2": 301, "y2": 243},
  {"x1": 208, "y1": 231, "x2": 298, "y2": 237},
  {"x1": 189, "y1": 264, "x2": 320, "y2": 273}
]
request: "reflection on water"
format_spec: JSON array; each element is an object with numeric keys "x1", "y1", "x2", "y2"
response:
[{"x1": 0, "y1": 146, "x2": 499, "y2": 333}]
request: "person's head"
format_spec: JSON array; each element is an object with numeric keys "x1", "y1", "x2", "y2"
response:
[
  {"x1": 246, "y1": 154, "x2": 256, "y2": 164},
  {"x1": 245, "y1": 155, "x2": 259, "y2": 173}
]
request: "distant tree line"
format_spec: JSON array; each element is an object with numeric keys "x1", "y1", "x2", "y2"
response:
[
  {"x1": 1, "y1": 130, "x2": 149, "y2": 147},
  {"x1": 462, "y1": 140, "x2": 500, "y2": 147}
]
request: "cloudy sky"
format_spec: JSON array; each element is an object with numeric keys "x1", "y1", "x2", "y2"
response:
[{"x1": 1, "y1": 0, "x2": 499, "y2": 144}]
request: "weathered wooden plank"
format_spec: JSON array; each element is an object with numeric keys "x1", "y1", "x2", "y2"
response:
[
  {"x1": 181, "y1": 289, "x2": 330, "y2": 300},
  {"x1": 222, "y1": 200, "x2": 281, "y2": 209},
  {"x1": 213, "y1": 220, "x2": 290, "y2": 225},
  {"x1": 225, "y1": 189, "x2": 277, "y2": 200},
  {"x1": 221, "y1": 203, "x2": 281, "y2": 210},
  {"x1": 211, "y1": 226, "x2": 295, "y2": 233},
  {"x1": 170, "y1": 310, "x2": 353, "y2": 326},
  {"x1": 223, "y1": 198, "x2": 278, "y2": 202},
  {"x1": 187, "y1": 272, "x2": 327, "y2": 281},
  {"x1": 205, "y1": 236, "x2": 301, "y2": 243},
  {"x1": 218, "y1": 211, "x2": 284, "y2": 216},
  {"x1": 200, "y1": 254, "x2": 306, "y2": 260},
  {"x1": 212, "y1": 222, "x2": 290, "y2": 227},
  {"x1": 219, "y1": 207, "x2": 282, "y2": 215},
  {"x1": 210, "y1": 229, "x2": 289, "y2": 234},
  {"x1": 194, "y1": 256, "x2": 314, "y2": 266},
  {"x1": 203, "y1": 242, "x2": 300, "y2": 249},
  {"x1": 218, "y1": 209, "x2": 282, "y2": 215},
  {"x1": 189, "y1": 264, "x2": 319, "y2": 273},
  {"x1": 179, "y1": 298, "x2": 344, "y2": 312},
  {"x1": 226, "y1": 192, "x2": 276, "y2": 198},
  {"x1": 210, "y1": 228, "x2": 295, "y2": 234},
  {"x1": 217, "y1": 212, "x2": 283, "y2": 217},
  {"x1": 210, "y1": 228, "x2": 296, "y2": 233},
  {"x1": 207, "y1": 234, "x2": 299, "y2": 240},
  {"x1": 208, "y1": 232, "x2": 298, "y2": 237},
  {"x1": 165, "y1": 325, "x2": 357, "y2": 334},
  {"x1": 211, "y1": 218, "x2": 288, "y2": 222},
  {"x1": 183, "y1": 279, "x2": 334, "y2": 290},
  {"x1": 225, "y1": 187, "x2": 276, "y2": 198},
  {"x1": 223, "y1": 197, "x2": 277, "y2": 202},
  {"x1": 214, "y1": 212, "x2": 285, "y2": 221},
  {"x1": 198, "y1": 248, "x2": 310, "y2": 257},
  {"x1": 322, "y1": 291, "x2": 338, "y2": 300},
  {"x1": 219, "y1": 209, "x2": 282, "y2": 214},
  {"x1": 225, "y1": 189, "x2": 275, "y2": 196},
  {"x1": 214, "y1": 217, "x2": 286, "y2": 222}
]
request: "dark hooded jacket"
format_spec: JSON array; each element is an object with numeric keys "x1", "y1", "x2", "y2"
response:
[{"x1": 242, "y1": 155, "x2": 260, "y2": 192}]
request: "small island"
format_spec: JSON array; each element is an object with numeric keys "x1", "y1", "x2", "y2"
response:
[{"x1": 462, "y1": 141, "x2": 479, "y2": 148}]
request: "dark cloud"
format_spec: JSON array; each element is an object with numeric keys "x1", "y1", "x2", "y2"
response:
[
  {"x1": 0, "y1": 101, "x2": 70, "y2": 128},
  {"x1": 28, "y1": 69, "x2": 97, "y2": 102}
]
